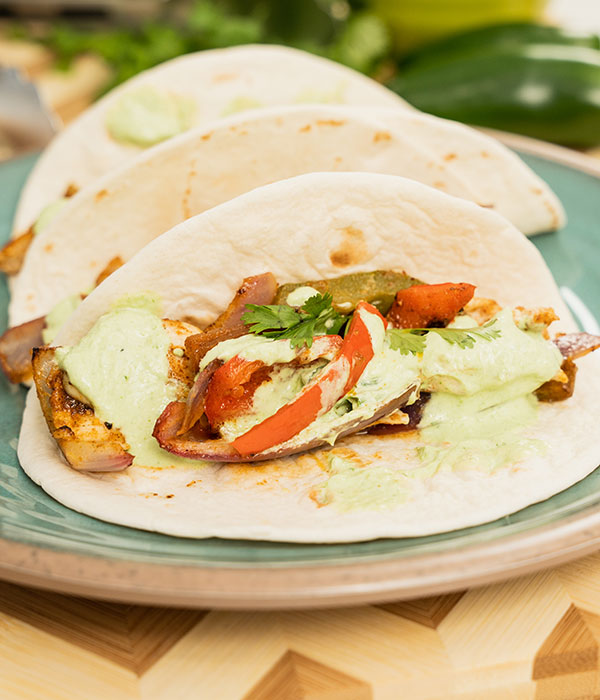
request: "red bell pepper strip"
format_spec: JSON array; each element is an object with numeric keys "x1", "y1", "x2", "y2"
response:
[
  {"x1": 387, "y1": 282, "x2": 476, "y2": 329},
  {"x1": 205, "y1": 356, "x2": 273, "y2": 429},
  {"x1": 204, "y1": 334, "x2": 343, "y2": 431},
  {"x1": 231, "y1": 302, "x2": 386, "y2": 456}
]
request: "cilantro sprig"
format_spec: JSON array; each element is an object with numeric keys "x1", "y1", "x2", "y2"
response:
[
  {"x1": 388, "y1": 320, "x2": 501, "y2": 355},
  {"x1": 244, "y1": 292, "x2": 501, "y2": 352},
  {"x1": 243, "y1": 292, "x2": 347, "y2": 348}
]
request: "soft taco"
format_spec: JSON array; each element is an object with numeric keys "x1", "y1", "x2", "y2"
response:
[
  {"x1": 3, "y1": 44, "x2": 409, "y2": 267},
  {"x1": 1, "y1": 104, "x2": 564, "y2": 383},
  {"x1": 17, "y1": 173, "x2": 599, "y2": 542}
]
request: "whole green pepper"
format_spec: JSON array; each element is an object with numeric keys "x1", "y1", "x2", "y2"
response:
[
  {"x1": 391, "y1": 44, "x2": 600, "y2": 147},
  {"x1": 402, "y1": 22, "x2": 600, "y2": 70}
]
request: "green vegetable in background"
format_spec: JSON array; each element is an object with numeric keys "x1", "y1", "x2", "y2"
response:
[
  {"x1": 21, "y1": 0, "x2": 390, "y2": 94},
  {"x1": 402, "y1": 22, "x2": 600, "y2": 70},
  {"x1": 391, "y1": 40, "x2": 600, "y2": 147}
]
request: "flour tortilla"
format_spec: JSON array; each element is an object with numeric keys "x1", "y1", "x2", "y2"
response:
[
  {"x1": 12, "y1": 44, "x2": 409, "y2": 237},
  {"x1": 10, "y1": 104, "x2": 563, "y2": 327},
  {"x1": 17, "y1": 173, "x2": 599, "y2": 542}
]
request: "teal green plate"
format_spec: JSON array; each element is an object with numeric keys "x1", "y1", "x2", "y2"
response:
[{"x1": 1, "y1": 136, "x2": 600, "y2": 609}]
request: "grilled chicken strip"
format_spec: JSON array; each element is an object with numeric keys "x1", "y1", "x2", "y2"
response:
[{"x1": 31, "y1": 319, "x2": 198, "y2": 472}]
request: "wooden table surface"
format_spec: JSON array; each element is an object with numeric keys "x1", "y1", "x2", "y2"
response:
[
  {"x1": 3, "y1": 554, "x2": 600, "y2": 699},
  {"x1": 2, "y1": 37, "x2": 600, "y2": 700}
]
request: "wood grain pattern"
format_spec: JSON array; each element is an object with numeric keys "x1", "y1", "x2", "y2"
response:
[{"x1": 5, "y1": 554, "x2": 600, "y2": 698}]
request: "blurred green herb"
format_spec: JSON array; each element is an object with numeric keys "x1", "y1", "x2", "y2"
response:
[{"x1": 11, "y1": 0, "x2": 391, "y2": 94}]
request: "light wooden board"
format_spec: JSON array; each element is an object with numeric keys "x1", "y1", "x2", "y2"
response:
[{"x1": 3, "y1": 554, "x2": 600, "y2": 698}]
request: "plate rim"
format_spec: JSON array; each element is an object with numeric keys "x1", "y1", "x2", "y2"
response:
[{"x1": 2, "y1": 131, "x2": 600, "y2": 608}]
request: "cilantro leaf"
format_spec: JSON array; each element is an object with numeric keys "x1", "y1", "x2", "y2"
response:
[
  {"x1": 388, "y1": 320, "x2": 501, "y2": 355},
  {"x1": 243, "y1": 304, "x2": 300, "y2": 334},
  {"x1": 387, "y1": 331, "x2": 427, "y2": 355},
  {"x1": 302, "y1": 292, "x2": 333, "y2": 317},
  {"x1": 242, "y1": 293, "x2": 348, "y2": 348}
]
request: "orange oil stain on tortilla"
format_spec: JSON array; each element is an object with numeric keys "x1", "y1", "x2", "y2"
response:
[
  {"x1": 329, "y1": 226, "x2": 369, "y2": 268},
  {"x1": 182, "y1": 165, "x2": 197, "y2": 220},
  {"x1": 95, "y1": 189, "x2": 108, "y2": 202},
  {"x1": 43, "y1": 243, "x2": 54, "y2": 253},
  {"x1": 136, "y1": 463, "x2": 178, "y2": 472},
  {"x1": 443, "y1": 153, "x2": 457, "y2": 161},
  {"x1": 212, "y1": 73, "x2": 237, "y2": 83},
  {"x1": 373, "y1": 131, "x2": 392, "y2": 143},
  {"x1": 299, "y1": 124, "x2": 312, "y2": 133},
  {"x1": 328, "y1": 446, "x2": 364, "y2": 466},
  {"x1": 201, "y1": 132, "x2": 213, "y2": 141},
  {"x1": 316, "y1": 120, "x2": 346, "y2": 127},
  {"x1": 309, "y1": 489, "x2": 326, "y2": 507},
  {"x1": 295, "y1": 452, "x2": 329, "y2": 473}
]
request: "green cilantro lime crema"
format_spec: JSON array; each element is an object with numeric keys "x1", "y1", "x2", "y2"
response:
[
  {"x1": 294, "y1": 82, "x2": 347, "y2": 104},
  {"x1": 315, "y1": 455, "x2": 409, "y2": 512},
  {"x1": 42, "y1": 294, "x2": 82, "y2": 344},
  {"x1": 33, "y1": 197, "x2": 69, "y2": 235},
  {"x1": 221, "y1": 96, "x2": 264, "y2": 117},
  {"x1": 414, "y1": 309, "x2": 561, "y2": 476},
  {"x1": 312, "y1": 309, "x2": 562, "y2": 511},
  {"x1": 286, "y1": 286, "x2": 320, "y2": 307},
  {"x1": 105, "y1": 86, "x2": 196, "y2": 147},
  {"x1": 55, "y1": 294, "x2": 201, "y2": 468}
]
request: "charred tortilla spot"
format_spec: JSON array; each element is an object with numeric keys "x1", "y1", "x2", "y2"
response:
[
  {"x1": 299, "y1": 124, "x2": 312, "y2": 133},
  {"x1": 95, "y1": 189, "x2": 108, "y2": 202},
  {"x1": 443, "y1": 153, "x2": 457, "y2": 161},
  {"x1": 316, "y1": 119, "x2": 345, "y2": 127},
  {"x1": 329, "y1": 226, "x2": 369, "y2": 268},
  {"x1": 373, "y1": 131, "x2": 392, "y2": 142},
  {"x1": 95, "y1": 256, "x2": 124, "y2": 286},
  {"x1": 211, "y1": 73, "x2": 236, "y2": 83}
]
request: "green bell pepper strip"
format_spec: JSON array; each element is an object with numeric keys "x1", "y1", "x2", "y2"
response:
[{"x1": 391, "y1": 44, "x2": 600, "y2": 148}]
